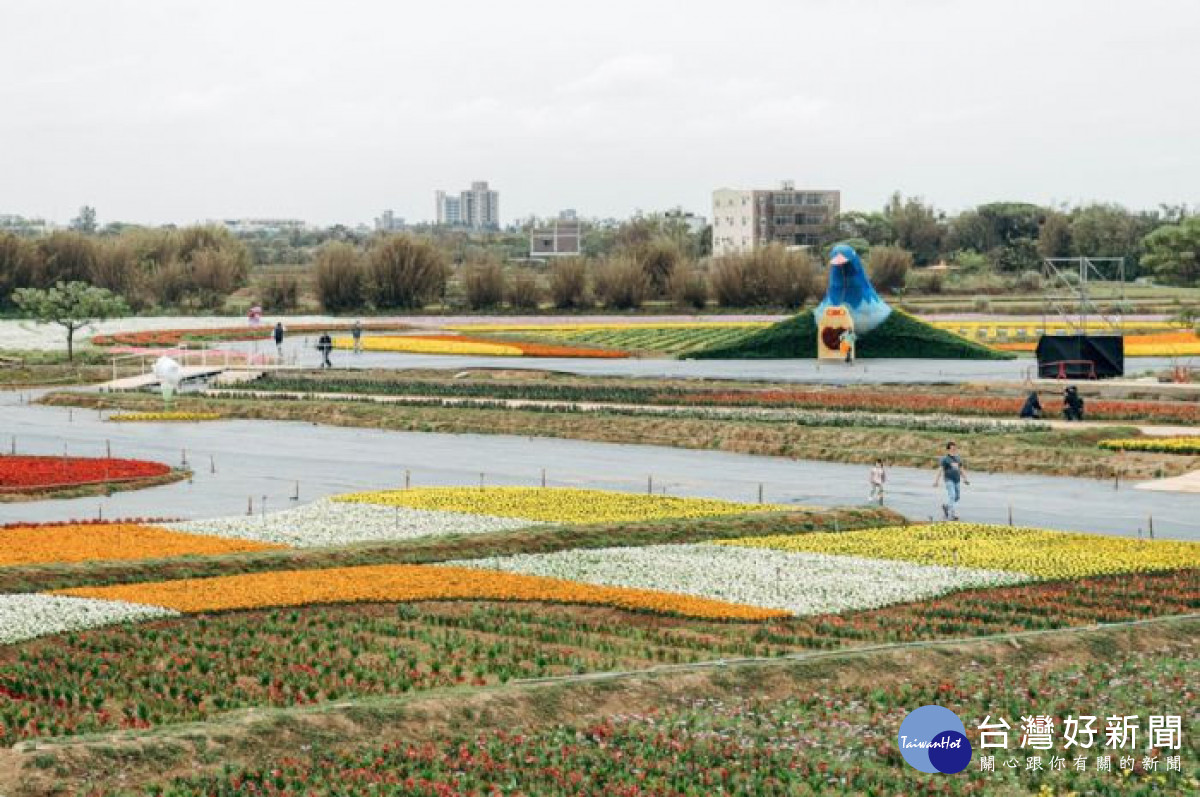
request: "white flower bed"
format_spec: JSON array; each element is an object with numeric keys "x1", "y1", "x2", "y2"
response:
[
  {"x1": 167, "y1": 499, "x2": 541, "y2": 548},
  {"x1": 0, "y1": 594, "x2": 178, "y2": 645},
  {"x1": 453, "y1": 544, "x2": 1028, "y2": 616}
]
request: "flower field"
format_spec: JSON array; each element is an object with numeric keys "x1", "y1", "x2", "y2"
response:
[
  {"x1": 108, "y1": 411, "x2": 223, "y2": 422},
  {"x1": 718, "y1": 522, "x2": 1200, "y2": 579},
  {"x1": 992, "y1": 330, "x2": 1200, "y2": 355},
  {"x1": 166, "y1": 499, "x2": 542, "y2": 547},
  {"x1": 56, "y1": 563, "x2": 787, "y2": 620},
  {"x1": 333, "y1": 487, "x2": 792, "y2": 523},
  {"x1": 0, "y1": 454, "x2": 173, "y2": 493},
  {"x1": 455, "y1": 544, "x2": 1025, "y2": 615},
  {"x1": 106, "y1": 640, "x2": 1198, "y2": 797},
  {"x1": 1099, "y1": 436, "x2": 1200, "y2": 455},
  {"x1": 450, "y1": 322, "x2": 768, "y2": 355},
  {"x1": 0, "y1": 523, "x2": 279, "y2": 566},
  {"x1": 334, "y1": 333, "x2": 631, "y2": 358}
]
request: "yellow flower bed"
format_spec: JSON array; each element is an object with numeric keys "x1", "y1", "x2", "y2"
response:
[
  {"x1": 108, "y1": 412, "x2": 223, "y2": 422},
  {"x1": 716, "y1": 522, "x2": 1200, "y2": 580},
  {"x1": 332, "y1": 335, "x2": 523, "y2": 356},
  {"x1": 1099, "y1": 437, "x2": 1200, "y2": 455},
  {"x1": 56, "y1": 564, "x2": 786, "y2": 620},
  {"x1": 333, "y1": 487, "x2": 791, "y2": 524},
  {"x1": 0, "y1": 523, "x2": 280, "y2": 567}
]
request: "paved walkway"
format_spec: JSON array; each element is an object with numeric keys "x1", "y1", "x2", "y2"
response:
[{"x1": 1, "y1": 395, "x2": 1194, "y2": 539}]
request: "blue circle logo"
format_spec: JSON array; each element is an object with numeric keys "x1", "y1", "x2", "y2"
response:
[{"x1": 898, "y1": 705, "x2": 972, "y2": 773}]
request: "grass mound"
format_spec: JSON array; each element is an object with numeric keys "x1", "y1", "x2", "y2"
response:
[{"x1": 690, "y1": 311, "x2": 1012, "y2": 360}]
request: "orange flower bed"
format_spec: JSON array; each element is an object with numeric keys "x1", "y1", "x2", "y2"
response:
[
  {"x1": 57, "y1": 564, "x2": 785, "y2": 620},
  {"x1": 416, "y1": 334, "x2": 630, "y2": 358},
  {"x1": 0, "y1": 523, "x2": 281, "y2": 567}
]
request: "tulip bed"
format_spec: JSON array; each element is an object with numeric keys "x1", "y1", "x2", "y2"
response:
[
  {"x1": 56, "y1": 564, "x2": 786, "y2": 620},
  {"x1": 166, "y1": 499, "x2": 543, "y2": 547},
  {"x1": 334, "y1": 487, "x2": 792, "y2": 524},
  {"x1": 0, "y1": 594, "x2": 177, "y2": 645},
  {"x1": 0, "y1": 523, "x2": 279, "y2": 567},
  {"x1": 455, "y1": 544, "x2": 1025, "y2": 616},
  {"x1": 107, "y1": 411, "x2": 223, "y2": 422},
  {"x1": 0, "y1": 454, "x2": 173, "y2": 494},
  {"x1": 720, "y1": 522, "x2": 1200, "y2": 580},
  {"x1": 453, "y1": 321, "x2": 768, "y2": 355},
  {"x1": 1099, "y1": 436, "x2": 1200, "y2": 455},
  {"x1": 85, "y1": 640, "x2": 1198, "y2": 797}
]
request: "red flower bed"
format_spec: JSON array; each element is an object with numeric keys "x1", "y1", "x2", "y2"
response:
[
  {"x1": 0, "y1": 456, "x2": 172, "y2": 493},
  {"x1": 662, "y1": 389, "x2": 1200, "y2": 423}
]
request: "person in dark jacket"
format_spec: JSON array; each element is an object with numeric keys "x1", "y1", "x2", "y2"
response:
[
  {"x1": 317, "y1": 332, "x2": 333, "y2": 369},
  {"x1": 273, "y1": 322, "x2": 285, "y2": 358},
  {"x1": 1063, "y1": 386, "x2": 1085, "y2": 421},
  {"x1": 1019, "y1": 390, "x2": 1043, "y2": 419}
]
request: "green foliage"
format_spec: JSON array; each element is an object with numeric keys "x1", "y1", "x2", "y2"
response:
[
  {"x1": 691, "y1": 311, "x2": 1011, "y2": 360},
  {"x1": 0, "y1": 232, "x2": 39, "y2": 309},
  {"x1": 13, "y1": 281, "x2": 128, "y2": 360},
  {"x1": 866, "y1": 246, "x2": 912, "y2": 294},
  {"x1": 593, "y1": 256, "x2": 649, "y2": 310},
  {"x1": 463, "y1": 260, "x2": 506, "y2": 310},
  {"x1": 505, "y1": 269, "x2": 542, "y2": 310},
  {"x1": 314, "y1": 241, "x2": 366, "y2": 313},
  {"x1": 709, "y1": 244, "x2": 817, "y2": 309},
  {"x1": 1141, "y1": 216, "x2": 1200, "y2": 286},
  {"x1": 366, "y1": 235, "x2": 449, "y2": 310},
  {"x1": 548, "y1": 258, "x2": 590, "y2": 309},
  {"x1": 884, "y1": 192, "x2": 943, "y2": 265}
]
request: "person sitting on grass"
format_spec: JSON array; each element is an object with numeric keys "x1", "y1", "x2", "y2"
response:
[{"x1": 1019, "y1": 390, "x2": 1043, "y2": 419}]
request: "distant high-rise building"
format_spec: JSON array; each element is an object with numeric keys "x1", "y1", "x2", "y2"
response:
[
  {"x1": 711, "y1": 181, "x2": 839, "y2": 256},
  {"x1": 374, "y1": 210, "x2": 406, "y2": 232},
  {"x1": 435, "y1": 181, "x2": 499, "y2": 230}
]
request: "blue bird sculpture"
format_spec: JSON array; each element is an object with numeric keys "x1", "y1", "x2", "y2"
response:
[{"x1": 813, "y1": 243, "x2": 892, "y2": 334}]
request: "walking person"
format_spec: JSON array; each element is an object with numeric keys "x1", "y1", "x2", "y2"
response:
[
  {"x1": 932, "y1": 441, "x2": 969, "y2": 520},
  {"x1": 351, "y1": 320, "x2": 363, "y2": 354},
  {"x1": 869, "y1": 458, "x2": 886, "y2": 504},
  {"x1": 317, "y1": 332, "x2": 333, "y2": 369},
  {"x1": 272, "y1": 322, "x2": 285, "y2": 359}
]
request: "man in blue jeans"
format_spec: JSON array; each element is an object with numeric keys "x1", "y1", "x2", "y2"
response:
[{"x1": 933, "y1": 441, "x2": 969, "y2": 520}]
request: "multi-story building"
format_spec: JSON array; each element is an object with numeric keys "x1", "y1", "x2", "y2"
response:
[
  {"x1": 711, "y1": 181, "x2": 839, "y2": 256},
  {"x1": 664, "y1": 206, "x2": 708, "y2": 236},
  {"x1": 219, "y1": 218, "x2": 307, "y2": 235},
  {"x1": 374, "y1": 210, "x2": 406, "y2": 232},
  {"x1": 435, "y1": 181, "x2": 499, "y2": 230},
  {"x1": 529, "y1": 210, "x2": 582, "y2": 258}
]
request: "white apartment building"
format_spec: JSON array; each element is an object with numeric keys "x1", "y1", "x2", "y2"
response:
[
  {"x1": 712, "y1": 181, "x2": 840, "y2": 256},
  {"x1": 435, "y1": 181, "x2": 499, "y2": 230}
]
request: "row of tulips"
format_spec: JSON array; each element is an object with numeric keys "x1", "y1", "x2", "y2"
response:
[
  {"x1": 1099, "y1": 436, "x2": 1200, "y2": 455},
  {"x1": 108, "y1": 412, "x2": 223, "y2": 423}
]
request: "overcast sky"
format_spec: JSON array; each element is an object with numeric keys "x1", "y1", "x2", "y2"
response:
[{"x1": 2, "y1": 0, "x2": 1197, "y2": 227}]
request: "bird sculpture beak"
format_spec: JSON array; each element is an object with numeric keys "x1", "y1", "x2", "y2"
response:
[{"x1": 830, "y1": 253, "x2": 849, "y2": 266}]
